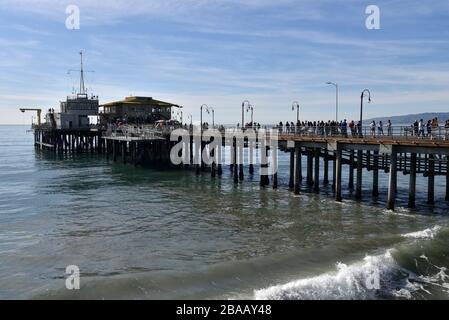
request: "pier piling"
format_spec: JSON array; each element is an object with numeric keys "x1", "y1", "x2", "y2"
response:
[
  {"x1": 409, "y1": 153, "x2": 417, "y2": 208},
  {"x1": 356, "y1": 150, "x2": 363, "y2": 200},
  {"x1": 387, "y1": 150, "x2": 397, "y2": 210},
  {"x1": 294, "y1": 143, "x2": 301, "y2": 195},
  {"x1": 373, "y1": 150, "x2": 379, "y2": 197}
]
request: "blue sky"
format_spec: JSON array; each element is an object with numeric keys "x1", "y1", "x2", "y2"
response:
[{"x1": 1, "y1": 0, "x2": 449, "y2": 124}]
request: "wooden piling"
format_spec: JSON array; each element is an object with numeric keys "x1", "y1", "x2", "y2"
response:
[
  {"x1": 272, "y1": 147, "x2": 278, "y2": 189},
  {"x1": 307, "y1": 151, "x2": 313, "y2": 187},
  {"x1": 233, "y1": 138, "x2": 238, "y2": 183},
  {"x1": 260, "y1": 145, "x2": 269, "y2": 187},
  {"x1": 294, "y1": 143, "x2": 301, "y2": 195},
  {"x1": 428, "y1": 154, "x2": 435, "y2": 205},
  {"x1": 387, "y1": 150, "x2": 397, "y2": 210},
  {"x1": 373, "y1": 150, "x2": 379, "y2": 197},
  {"x1": 335, "y1": 147, "x2": 343, "y2": 202},
  {"x1": 323, "y1": 150, "x2": 329, "y2": 185},
  {"x1": 408, "y1": 153, "x2": 417, "y2": 208},
  {"x1": 349, "y1": 150, "x2": 354, "y2": 189},
  {"x1": 356, "y1": 150, "x2": 363, "y2": 199},
  {"x1": 332, "y1": 151, "x2": 337, "y2": 192},
  {"x1": 314, "y1": 148, "x2": 320, "y2": 192},
  {"x1": 289, "y1": 149, "x2": 295, "y2": 189},
  {"x1": 446, "y1": 157, "x2": 449, "y2": 201}
]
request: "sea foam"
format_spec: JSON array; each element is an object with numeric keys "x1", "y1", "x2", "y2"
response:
[
  {"x1": 402, "y1": 226, "x2": 442, "y2": 240},
  {"x1": 254, "y1": 251, "x2": 398, "y2": 300}
]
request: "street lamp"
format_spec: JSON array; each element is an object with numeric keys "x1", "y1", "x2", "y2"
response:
[
  {"x1": 200, "y1": 104, "x2": 211, "y2": 132},
  {"x1": 210, "y1": 107, "x2": 215, "y2": 129},
  {"x1": 326, "y1": 82, "x2": 339, "y2": 122},
  {"x1": 360, "y1": 89, "x2": 372, "y2": 137},
  {"x1": 292, "y1": 101, "x2": 300, "y2": 123},
  {"x1": 246, "y1": 103, "x2": 254, "y2": 126},
  {"x1": 242, "y1": 100, "x2": 250, "y2": 129}
]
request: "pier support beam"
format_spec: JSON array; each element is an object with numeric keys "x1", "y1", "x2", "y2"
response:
[
  {"x1": 260, "y1": 146, "x2": 269, "y2": 187},
  {"x1": 190, "y1": 134, "x2": 194, "y2": 166},
  {"x1": 323, "y1": 150, "x2": 329, "y2": 185},
  {"x1": 335, "y1": 147, "x2": 343, "y2": 202},
  {"x1": 446, "y1": 157, "x2": 449, "y2": 201},
  {"x1": 233, "y1": 138, "x2": 238, "y2": 183},
  {"x1": 195, "y1": 141, "x2": 201, "y2": 175},
  {"x1": 427, "y1": 154, "x2": 435, "y2": 205},
  {"x1": 314, "y1": 148, "x2": 320, "y2": 192},
  {"x1": 249, "y1": 143, "x2": 254, "y2": 175},
  {"x1": 211, "y1": 145, "x2": 216, "y2": 178},
  {"x1": 356, "y1": 150, "x2": 363, "y2": 200},
  {"x1": 294, "y1": 143, "x2": 301, "y2": 195},
  {"x1": 272, "y1": 147, "x2": 278, "y2": 189},
  {"x1": 113, "y1": 140, "x2": 117, "y2": 162},
  {"x1": 332, "y1": 151, "x2": 337, "y2": 192},
  {"x1": 408, "y1": 153, "x2": 417, "y2": 208},
  {"x1": 122, "y1": 142, "x2": 127, "y2": 164},
  {"x1": 349, "y1": 150, "x2": 354, "y2": 189},
  {"x1": 239, "y1": 141, "x2": 244, "y2": 181},
  {"x1": 289, "y1": 149, "x2": 295, "y2": 189},
  {"x1": 373, "y1": 150, "x2": 379, "y2": 197},
  {"x1": 387, "y1": 150, "x2": 397, "y2": 211},
  {"x1": 307, "y1": 151, "x2": 313, "y2": 187},
  {"x1": 217, "y1": 140, "x2": 223, "y2": 177}
]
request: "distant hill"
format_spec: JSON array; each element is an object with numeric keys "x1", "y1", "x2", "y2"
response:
[{"x1": 365, "y1": 112, "x2": 449, "y2": 125}]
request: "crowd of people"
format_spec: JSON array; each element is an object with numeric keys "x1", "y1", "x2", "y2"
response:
[
  {"x1": 274, "y1": 120, "x2": 363, "y2": 137},
  {"x1": 271, "y1": 118, "x2": 449, "y2": 139}
]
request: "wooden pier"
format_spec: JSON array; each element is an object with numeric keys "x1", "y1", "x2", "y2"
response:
[{"x1": 33, "y1": 125, "x2": 449, "y2": 211}]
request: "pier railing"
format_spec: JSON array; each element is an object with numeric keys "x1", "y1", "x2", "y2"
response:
[
  {"x1": 98, "y1": 122, "x2": 449, "y2": 143},
  {"x1": 253, "y1": 125, "x2": 449, "y2": 141}
]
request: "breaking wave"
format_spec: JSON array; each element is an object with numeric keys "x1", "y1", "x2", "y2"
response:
[
  {"x1": 402, "y1": 226, "x2": 442, "y2": 239},
  {"x1": 255, "y1": 226, "x2": 449, "y2": 300}
]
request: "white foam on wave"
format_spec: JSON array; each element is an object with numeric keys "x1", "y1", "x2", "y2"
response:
[
  {"x1": 402, "y1": 226, "x2": 442, "y2": 240},
  {"x1": 254, "y1": 250, "x2": 398, "y2": 300}
]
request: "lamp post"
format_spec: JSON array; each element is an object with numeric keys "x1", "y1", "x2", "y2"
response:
[
  {"x1": 188, "y1": 114, "x2": 193, "y2": 126},
  {"x1": 242, "y1": 100, "x2": 250, "y2": 129},
  {"x1": 360, "y1": 89, "x2": 372, "y2": 137},
  {"x1": 211, "y1": 107, "x2": 215, "y2": 129},
  {"x1": 246, "y1": 103, "x2": 254, "y2": 126},
  {"x1": 200, "y1": 104, "x2": 210, "y2": 133},
  {"x1": 292, "y1": 101, "x2": 300, "y2": 123},
  {"x1": 326, "y1": 82, "x2": 339, "y2": 122}
]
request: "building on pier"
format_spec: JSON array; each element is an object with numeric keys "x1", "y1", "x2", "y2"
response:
[
  {"x1": 47, "y1": 51, "x2": 99, "y2": 130},
  {"x1": 99, "y1": 96, "x2": 182, "y2": 125}
]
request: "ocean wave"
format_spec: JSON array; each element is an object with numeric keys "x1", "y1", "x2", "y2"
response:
[
  {"x1": 254, "y1": 247, "x2": 449, "y2": 300},
  {"x1": 402, "y1": 226, "x2": 442, "y2": 239},
  {"x1": 254, "y1": 250, "x2": 400, "y2": 300}
]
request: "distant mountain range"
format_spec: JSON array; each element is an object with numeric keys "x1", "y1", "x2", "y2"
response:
[{"x1": 364, "y1": 112, "x2": 449, "y2": 125}]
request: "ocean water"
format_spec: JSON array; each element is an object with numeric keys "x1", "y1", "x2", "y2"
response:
[{"x1": 1, "y1": 125, "x2": 449, "y2": 300}]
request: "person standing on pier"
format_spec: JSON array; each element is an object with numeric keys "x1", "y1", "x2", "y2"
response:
[
  {"x1": 419, "y1": 119, "x2": 425, "y2": 138},
  {"x1": 378, "y1": 120, "x2": 384, "y2": 136},
  {"x1": 370, "y1": 121, "x2": 376, "y2": 137},
  {"x1": 431, "y1": 117, "x2": 439, "y2": 139},
  {"x1": 387, "y1": 120, "x2": 392, "y2": 136},
  {"x1": 427, "y1": 120, "x2": 432, "y2": 138},
  {"x1": 342, "y1": 119, "x2": 348, "y2": 137}
]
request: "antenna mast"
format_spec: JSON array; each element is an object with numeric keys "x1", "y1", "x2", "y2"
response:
[{"x1": 79, "y1": 50, "x2": 85, "y2": 95}]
